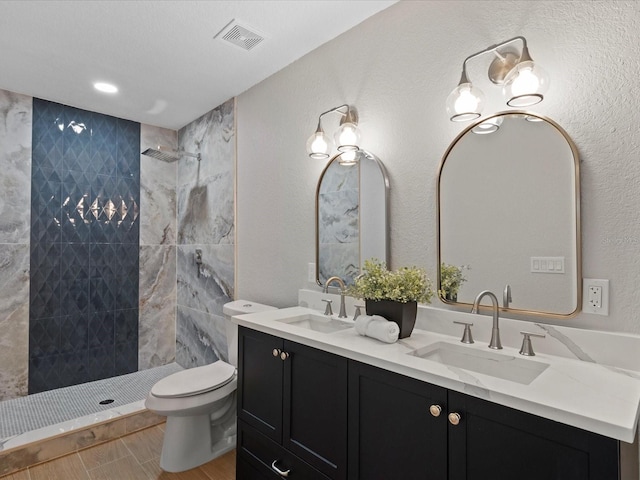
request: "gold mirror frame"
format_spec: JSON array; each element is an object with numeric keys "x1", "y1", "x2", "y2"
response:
[
  {"x1": 437, "y1": 111, "x2": 582, "y2": 318},
  {"x1": 315, "y1": 150, "x2": 390, "y2": 287}
]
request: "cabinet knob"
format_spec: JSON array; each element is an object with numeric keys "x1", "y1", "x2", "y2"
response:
[
  {"x1": 271, "y1": 460, "x2": 290, "y2": 477},
  {"x1": 429, "y1": 404, "x2": 442, "y2": 417},
  {"x1": 280, "y1": 351, "x2": 290, "y2": 361},
  {"x1": 448, "y1": 412, "x2": 461, "y2": 426},
  {"x1": 272, "y1": 348, "x2": 282, "y2": 357}
]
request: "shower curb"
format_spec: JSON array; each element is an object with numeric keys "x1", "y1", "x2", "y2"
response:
[{"x1": 0, "y1": 409, "x2": 164, "y2": 478}]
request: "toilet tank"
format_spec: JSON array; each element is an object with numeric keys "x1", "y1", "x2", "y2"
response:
[{"x1": 223, "y1": 300, "x2": 277, "y2": 367}]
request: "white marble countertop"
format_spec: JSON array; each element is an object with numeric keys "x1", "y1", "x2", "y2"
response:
[{"x1": 233, "y1": 304, "x2": 640, "y2": 443}]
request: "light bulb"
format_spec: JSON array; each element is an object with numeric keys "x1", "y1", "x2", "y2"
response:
[
  {"x1": 335, "y1": 122, "x2": 361, "y2": 152},
  {"x1": 446, "y1": 82, "x2": 485, "y2": 122},
  {"x1": 503, "y1": 60, "x2": 549, "y2": 107},
  {"x1": 306, "y1": 129, "x2": 333, "y2": 159},
  {"x1": 338, "y1": 150, "x2": 359, "y2": 166}
]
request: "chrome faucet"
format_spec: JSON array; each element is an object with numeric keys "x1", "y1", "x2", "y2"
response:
[
  {"x1": 323, "y1": 276, "x2": 348, "y2": 318},
  {"x1": 471, "y1": 290, "x2": 502, "y2": 349}
]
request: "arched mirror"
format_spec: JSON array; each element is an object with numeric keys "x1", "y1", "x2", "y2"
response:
[
  {"x1": 437, "y1": 112, "x2": 581, "y2": 317},
  {"x1": 316, "y1": 150, "x2": 389, "y2": 286}
]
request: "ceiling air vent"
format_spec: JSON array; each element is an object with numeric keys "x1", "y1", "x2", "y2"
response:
[{"x1": 215, "y1": 20, "x2": 265, "y2": 51}]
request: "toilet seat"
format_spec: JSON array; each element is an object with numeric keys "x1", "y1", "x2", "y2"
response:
[{"x1": 151, "y1": 361, "x2": 236, "y2": 398}]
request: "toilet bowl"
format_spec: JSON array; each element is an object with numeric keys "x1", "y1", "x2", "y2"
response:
[{"x1": 145, "y1": 300, "x2": 276, "y2": 472}]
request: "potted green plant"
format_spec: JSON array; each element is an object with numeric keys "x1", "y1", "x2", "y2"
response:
[
  {"x1": 347, "y1": 258, "x2": 434, "y2": 338},
  {"x1": 438, "y1": 263, "x2": 469, "y2": 302}
]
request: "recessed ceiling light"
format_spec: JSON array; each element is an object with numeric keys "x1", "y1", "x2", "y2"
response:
[{"x1": 94, "y1": 82, "x2": 118, "y2": 94}]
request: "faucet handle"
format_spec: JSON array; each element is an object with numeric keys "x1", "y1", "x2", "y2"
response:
[
  {"x1": 453, "y1": 321, "x2": 474, "y2": 344},
  {"x1": 322, "y1": 299, "x2": 333, "y2": 316},
  {"x1": 353, "y1": 304, "x2": 365, "y2": 321},
  {"x1": 519, "y1": 331, "x2": 546, "y2": 356}
]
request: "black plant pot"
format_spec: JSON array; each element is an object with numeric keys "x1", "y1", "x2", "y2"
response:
[{"x1": 364, "y1": 299, "x2": 418, "y2": 339}]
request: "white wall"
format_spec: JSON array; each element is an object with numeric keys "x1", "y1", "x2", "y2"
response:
[{"x1": 237, "y1": 0, "x2": 640, "y2": 334}]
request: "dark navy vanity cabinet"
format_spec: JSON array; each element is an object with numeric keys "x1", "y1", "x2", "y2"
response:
[
  {"x1": 349, "y1": 361, "x2": 619, "y2": 480},
  {"x1": 237, "y1": 326, "x2": 348, "y2": 479},
  {"x1": 237, "y1": 327, "x2": 621, "y2": 480}
]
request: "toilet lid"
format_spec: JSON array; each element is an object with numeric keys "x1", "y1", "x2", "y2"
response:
[{"x1": 151, "y1": 361, "x2": 236, "y2": 398}]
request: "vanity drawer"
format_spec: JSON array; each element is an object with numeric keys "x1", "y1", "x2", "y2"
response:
[{"x1": 237, "y1": 420, "x2": 331, "y2": 480}]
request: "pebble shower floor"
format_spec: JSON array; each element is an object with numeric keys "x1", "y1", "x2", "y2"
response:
[{"x1": 0, "y1": 363, "x2": 182, "y2": 441}]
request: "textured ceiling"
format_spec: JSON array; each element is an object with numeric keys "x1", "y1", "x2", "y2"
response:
[{"x1": 0, "y1": 0, "x2": 396, "y2": 129}]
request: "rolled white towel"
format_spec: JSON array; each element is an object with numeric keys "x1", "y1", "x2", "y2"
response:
[{"x1": 354, "y1": 314, "x2": 399, "y2": 343}]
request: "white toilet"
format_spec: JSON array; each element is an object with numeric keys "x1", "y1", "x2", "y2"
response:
[{"x1": 145, "y1": 300, "x2": 276, "y2": 472}]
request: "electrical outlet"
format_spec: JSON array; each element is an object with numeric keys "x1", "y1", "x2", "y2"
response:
[
  {"x1": 582, "y1": 279, "x2": 609, "y2": 316},
  {"x1": 588, "y1": 286, "x2": 602, "y2": 308}
]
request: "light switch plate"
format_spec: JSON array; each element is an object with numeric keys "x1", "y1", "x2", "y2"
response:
[{"x1": 582, "y1": 279, "x2": 609, "y2": 316}]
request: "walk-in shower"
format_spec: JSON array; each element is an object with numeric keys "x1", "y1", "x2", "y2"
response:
[{"x1": 142, "y1": 145, "x2": 201, "y2": 162}]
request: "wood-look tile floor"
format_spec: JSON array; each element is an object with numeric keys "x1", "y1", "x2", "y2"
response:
[{"x1": 3, "y1": 425, "x2": 235, "y2": 480}]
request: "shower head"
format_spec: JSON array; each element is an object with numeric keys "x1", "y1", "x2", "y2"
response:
[{"x1": 141, "y1": 145, "x2": 201, "y2": 162}]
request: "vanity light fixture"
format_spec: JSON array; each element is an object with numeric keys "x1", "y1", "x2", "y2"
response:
[
  {"x1": 306, "y1": 104, "x2": 361, "y2": 160},
  {"x1": 471, "y1": 116, "x2": 503, "y2": 135},
  {"x1": 446, "y1": 36, "x2": 549, "y2": 122}
]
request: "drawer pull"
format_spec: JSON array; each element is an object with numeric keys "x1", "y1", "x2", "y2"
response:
[
  {"x1": 272, "y1": 348, "x2": 281, "y2": 357},
  {"x1": 280, "y1": 351, "x2": 290, "y2": 361},
  {"x1": 448, "y1": 412, "x2": 461, "y2": 426},
  {"x1": 271, "y1": 460, "x2": 291, "y2": 477},
  {"x1": 429, "y1": 404, "x2": 442, "y2": 417}
]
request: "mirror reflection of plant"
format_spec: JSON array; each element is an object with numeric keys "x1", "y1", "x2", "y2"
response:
[
  {"x1": 439, "y1": 263, "x2": 470, "y2": 300},
  {"x1": 347, "y1": 258, "x2": 434, "y2": 304}
]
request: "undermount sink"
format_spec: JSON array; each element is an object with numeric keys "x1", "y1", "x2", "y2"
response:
[
  {"x1": 409, "y1": 341, "x2": 549, "y2": 385},
  {"x1": 275, "y1": 312, "x2": 354, "y2": 333}
]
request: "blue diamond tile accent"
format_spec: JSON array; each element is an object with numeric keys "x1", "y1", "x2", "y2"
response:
[
  {"x1": 63, "y1": 106, "x2": 93, "y2": 173},
  {"x1": 116, "y1": 119, "x2": 140, "y2": 178},
  {"x1": 87, "y1": 346, "x2": 115, "y2": 382},
  {"x1": 115, "y1": 309, "x2": 138, "y2": 344},
  {"x1": 29, "y1": 355, "x2": 62, "y2": 394},
  {"x1": 89, "y1": 277, "x2": 116, "y2": 314},
  {"x1": 29, "y1": 317, "x2": 60, "y2": 358},
  {"x1": 59, "y1": 314, "x2": 89, "y2": 353},
  {"x1": 89, "y1": 310, "x2": 115, "y2": 348},
  {"x1": 32, "y1": 98, "x2": 64, "y2": 174},
  {"x1": 115, "y1": 340, "x2": 138, "y2": 376},
  {"x1": 91, "y1": 113, "x2": 118, "y2": 176},
  {"x1": 58, "y1": 351, "x2": 89, "y2": 387},
  {"x1": 61, "y1": 177, "x2": 92, "y2": 244},
  {"x1": 30, "y1": 98, "x2": 141, "y2": 393}
]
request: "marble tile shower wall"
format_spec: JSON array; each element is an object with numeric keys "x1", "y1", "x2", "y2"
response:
[
  {"x1": 29, "y1": 98, "x2": 140, "y2": 394},
  {"x1": 175, "y1": 99, "x2": 235, "y2": 368},
  {"x1": 0, "y1": 89, "x2": 31, "y2": 400},
  {"x1": 139, "y1": 124, "x2": 177, "y2": 370}
]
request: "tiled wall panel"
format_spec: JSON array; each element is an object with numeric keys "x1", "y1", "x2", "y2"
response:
[
  {"x1": 29, "y1": 98, "x2": 140, "y2": 393},
  {"x1": 0, "y1": 89, "x2": 32, "y2": 401},
  {"x1": 175, "y1": 98, "x2": 235, "y2": 368}
]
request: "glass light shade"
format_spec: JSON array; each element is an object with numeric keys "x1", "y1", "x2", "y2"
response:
[
  {"x1": 471, "y1": 116, "x2": 504, "y2": 135},
  {"x1": 338, "y1": 150, "x2": 359, "y2": 166},
  {"x1": 306, "y1": 130, "x2": 333, "y2": 159},
  {"x1": 335, "y1": 122, "x2": 361, "y2": 152},
  {"x1": 446, "y1": 82, "x2": 485, "y2": 122},
  {"x1": 503, "y1": 60, "x2": 549, "y2": 107}
]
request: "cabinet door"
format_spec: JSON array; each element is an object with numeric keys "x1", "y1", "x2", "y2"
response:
[
  {"x1": 348, "y1": 361, "x2": 448, "y2": 480},
  {"x1": 238, "y1": 327, "x2": 284, "y2": 443},
  {"x1": 282, "y1": 340, "x2": 348, "y2": 480},
  {"x1": 448, "y1": 390, "x2": 620, "y2": 480}
]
